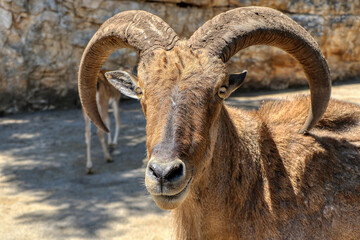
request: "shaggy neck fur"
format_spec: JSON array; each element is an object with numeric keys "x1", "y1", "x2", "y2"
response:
[{"x1": 172, "y1": 105, "x2": 275, "y2": 239}]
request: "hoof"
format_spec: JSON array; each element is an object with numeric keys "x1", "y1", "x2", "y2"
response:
[
  {"x1": 87, "y1": 168, "x2": 94, "y2": 175},
  {"x1": 106, "y1": 158, "x2": 113, "y2": 163}
]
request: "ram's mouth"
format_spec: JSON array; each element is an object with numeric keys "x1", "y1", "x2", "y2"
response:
[{"x1": 151, "y1": 176, "x2": 193, "y2": 210}]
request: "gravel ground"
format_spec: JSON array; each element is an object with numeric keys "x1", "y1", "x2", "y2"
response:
[{"x1": 0, "y1": 80, "x2": 359, "y2": 240}]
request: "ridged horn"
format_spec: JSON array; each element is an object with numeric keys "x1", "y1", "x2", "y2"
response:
[
  {"x1": 189, "y1": 6, "x2": 331, "y2": 134},
  {"x1": 79, "y1": 10, "x2": 179, "y2": 132}
]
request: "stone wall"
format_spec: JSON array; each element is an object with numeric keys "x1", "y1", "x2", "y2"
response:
[{"x1": 0, "y1": 0, "x2": 359, "y2": 114}]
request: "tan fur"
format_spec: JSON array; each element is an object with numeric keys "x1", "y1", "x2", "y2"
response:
[{"x1": 133, "y1": 42, "x2": 360, "y2": 239}]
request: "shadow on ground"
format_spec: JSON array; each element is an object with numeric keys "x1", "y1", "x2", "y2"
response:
[{"x1": 0, "y1": 100, "x2": 164, "y2": 238}]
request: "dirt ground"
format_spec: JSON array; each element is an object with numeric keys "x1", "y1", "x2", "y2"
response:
[{"x1": 0, "y1": 80, "x2": 359, "y2": 240}]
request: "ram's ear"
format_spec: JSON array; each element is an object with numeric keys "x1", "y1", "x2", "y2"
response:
[
  {"x1": 105, "y1": 70, "x2": 139, "y2": 99},
  {"x1": 228, "y1": 70, "x2": 247, "y2": 95}
]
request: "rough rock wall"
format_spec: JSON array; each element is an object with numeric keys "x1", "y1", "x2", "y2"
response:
[{"x1": 0, "y1": 0, "x2": 359, "y2": 113}]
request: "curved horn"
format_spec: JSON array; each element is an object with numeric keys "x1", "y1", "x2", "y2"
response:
[
  {"x1": 79, "y1": 10, "x2": 179, "y2": 132},
  {"x1": 189, "y1": 7, "x2": 331, "y2": 134}
]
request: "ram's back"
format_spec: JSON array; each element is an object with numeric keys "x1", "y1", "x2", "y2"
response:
[{"x1": 255, "y1": 95, "x2": 360, "y2": 239}]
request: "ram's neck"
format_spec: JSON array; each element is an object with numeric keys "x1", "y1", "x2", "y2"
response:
[
  {"x1": 172, "y1": 105, "x2": 274, "y2": 239},
  {"x1": 212, "y1": 105, "x2": 267, "y2": 212}
]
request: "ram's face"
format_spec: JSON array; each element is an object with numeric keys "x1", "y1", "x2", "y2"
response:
[
  {"x1": 140, "y1": 47, "x2": 226, "y2": 209},
  {"x1": 105, "y1": 43, "x2": 246, "y2": 209}
]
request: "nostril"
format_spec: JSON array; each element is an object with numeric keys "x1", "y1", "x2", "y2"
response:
[
  {"x1": 147, "y1": 160, "x2": 186, "y2": 183},
  {"x1": 165, "y1": 163, "x2": 184, "y2": 182},
  {"x1": 149, "y1": 163, "x2": 161, "y2": 179}
]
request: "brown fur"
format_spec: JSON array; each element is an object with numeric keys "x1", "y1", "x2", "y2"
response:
[{"x1": 134, "y1": 42, "x2": 360, "y2": 239}]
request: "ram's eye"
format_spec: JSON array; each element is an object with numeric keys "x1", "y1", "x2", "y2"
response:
[
  {"x1": 217, "y1": 86, "x2": 227, "y2": 99},
  {"x1": 135, "y1": 87, "x2": 143, "y2": 98}
]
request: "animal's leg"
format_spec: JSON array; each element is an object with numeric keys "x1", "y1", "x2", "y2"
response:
[
  {"x1": 83, "y1": 111, "x2": 93, "y2": 174},
  {"x1": 97, "y1": 94, "x2": 113, "y2": 163},
  {"x1": 109, "y1": 99, "x2": 120, "y2": 154},
  {"x1": 106, "y1": 100, "x2": 112, "y2": 146}
]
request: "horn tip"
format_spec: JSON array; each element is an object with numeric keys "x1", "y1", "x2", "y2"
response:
[
  {"x1": 298, "y1": 128, "x2": 310, "y2": 135},
  {"x1": 94, "y1": 118, "x2": 110, "y2": 133},
  {"x1": 102, "y1": 126, "x2": 110, "y2": 133}
]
